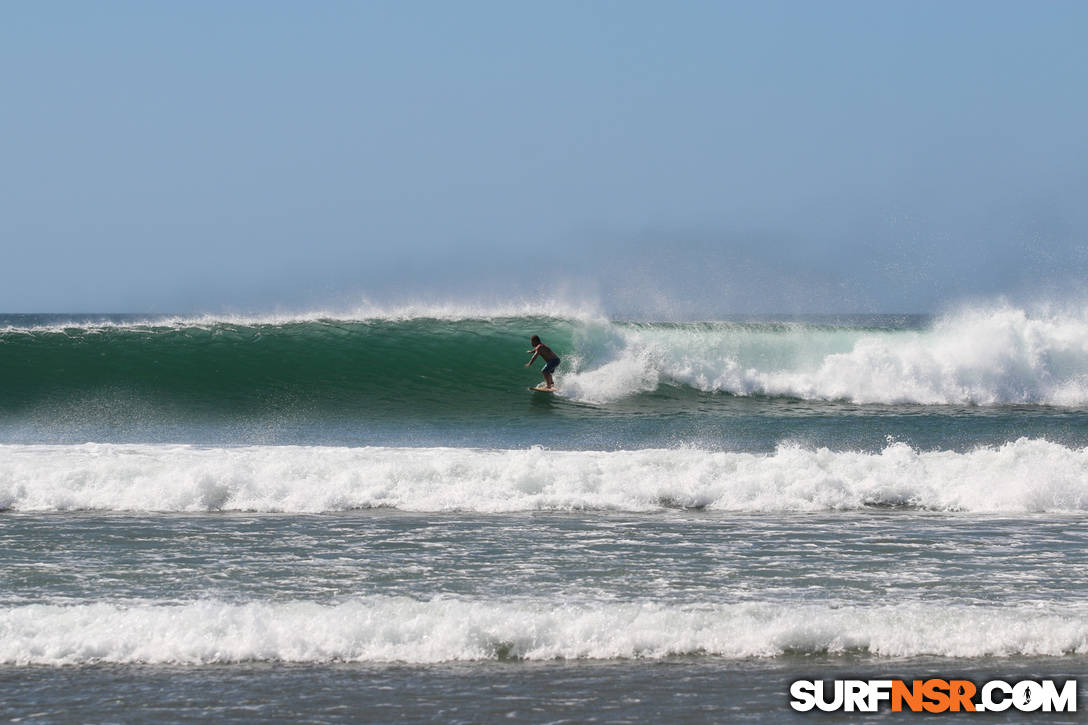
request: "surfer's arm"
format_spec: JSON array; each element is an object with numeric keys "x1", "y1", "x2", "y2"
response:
[{"x1": 525, "y1": 346, "x2": 541, "y2": 367}]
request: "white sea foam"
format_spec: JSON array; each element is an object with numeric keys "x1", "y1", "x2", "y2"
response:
[
  {"x1": 562, "y1": 305, "x2": 1088, "y2": 405},
  {"x1": 1, "y1": 439, "x2": 1085, "y2": 513},
  {"x1": 0, "y1": 597, "x2": 1084, "y2": 665}
]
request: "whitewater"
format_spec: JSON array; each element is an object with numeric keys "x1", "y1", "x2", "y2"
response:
[
  {"x1": 2, "y1": 439, "x2": 1086, "y2": 513},
  {"x1": 561, "y1": 306, "x2": 1088, "y2": 406},
  {"x1": 3, "y1": 598, "x2": 1085, "y2": 665}
]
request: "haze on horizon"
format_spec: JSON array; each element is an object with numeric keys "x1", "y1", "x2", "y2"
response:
[{"x1": 2, "y1": 1, "x2": 1086, "y2": 316}]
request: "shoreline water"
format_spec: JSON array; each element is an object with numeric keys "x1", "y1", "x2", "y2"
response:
[{"x1": 4, "y1": 658, "x2": 1086, "y2": 724}]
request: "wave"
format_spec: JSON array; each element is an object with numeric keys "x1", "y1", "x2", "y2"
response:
[
  {"x1": 0, "y1": 315, "x2": 570, "y2": 420},
  {"x1": 1, "y1": 597, "x2": 1084, "y2": 664},
  {"x1": 2, "y1": 305, "x2": 1087, "y2": 415},
  {"x1": 559, "y1": 305, "x2": 1088, "y2": 406},
  {"x1": 1, "y1": 439, "x2": 1085, "y2": 513}
]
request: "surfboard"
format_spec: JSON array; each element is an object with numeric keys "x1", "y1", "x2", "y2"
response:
[{"x1": 530, "y1": 385, "x2": 558, "y2": 393}]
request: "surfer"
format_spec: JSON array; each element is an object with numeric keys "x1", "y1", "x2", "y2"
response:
[{"x1": 525, "y1": 335, "x2": 560, "y2": 390}]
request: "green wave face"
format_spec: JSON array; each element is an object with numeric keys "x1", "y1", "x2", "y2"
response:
[
  {"x1": 8, "y1": 310, "x2": 1081, "y2": 428},
  {"x1": 0, "y1": 318, "x2": 577, "y2": 420}
]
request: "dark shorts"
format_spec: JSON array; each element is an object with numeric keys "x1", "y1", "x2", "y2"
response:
[{"x1": 542, "y1": 357, "x2": 561, "y2": 374}]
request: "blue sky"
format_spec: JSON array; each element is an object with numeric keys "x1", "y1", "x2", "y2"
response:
[{"x1": 2, "y1": 1, "x2": 1086, "y2": 314}]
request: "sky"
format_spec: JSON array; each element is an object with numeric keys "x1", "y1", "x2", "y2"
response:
[{"x1": 2, "y1": 0, "x2": 1087, "y2": 315}]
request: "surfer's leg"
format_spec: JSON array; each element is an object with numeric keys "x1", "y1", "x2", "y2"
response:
[{"x1": 542, "y1": 357, "x2": 559, "y2": 388}]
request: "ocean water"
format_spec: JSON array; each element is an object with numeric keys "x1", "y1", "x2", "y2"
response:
[{"x1": 2, "y1": 305, "x2": 1087, "y2": 722}]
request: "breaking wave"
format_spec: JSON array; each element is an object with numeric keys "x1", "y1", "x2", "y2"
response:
[
  {"x1": 1, "y1": 598, "x2": 1084, "y2": 664},
  {"x1": 560, "y1": 305, "x2": 1088, "y2": 406},
  {"x1": 2, "y1": 304, "x2": 1087, "y2": 415},
  {"x1": 1, "y1": 438, "x2": 1085, "y2": 513}
]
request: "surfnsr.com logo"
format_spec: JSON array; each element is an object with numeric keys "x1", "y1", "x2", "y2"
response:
[{"x1": 789, "y1": 679, "x2": 1077, "y2": 713}]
